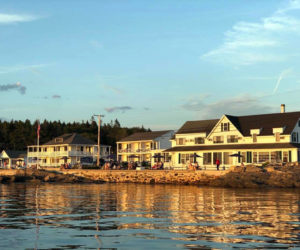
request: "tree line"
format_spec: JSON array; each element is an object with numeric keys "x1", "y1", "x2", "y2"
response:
[{"x1": 0, "y1": 118, "x2": 150, "y2": 153}]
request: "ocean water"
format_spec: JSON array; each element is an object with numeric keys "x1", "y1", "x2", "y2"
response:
[{"x1": 0, "y1": 183, "x2": 300, "y2": 249}]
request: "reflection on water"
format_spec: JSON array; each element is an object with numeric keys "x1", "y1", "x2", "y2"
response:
[{"x1": 0, "y1": 183, "x2": 300, "y2": 249}]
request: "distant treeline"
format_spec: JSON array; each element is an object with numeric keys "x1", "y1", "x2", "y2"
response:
[{"x1": 0, "y1": 118, "x2": 150, "y2": 152}]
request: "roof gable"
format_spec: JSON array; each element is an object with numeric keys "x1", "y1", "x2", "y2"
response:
[{"x1": 207, "y1": 115, "x2": 243, "y2": 139}]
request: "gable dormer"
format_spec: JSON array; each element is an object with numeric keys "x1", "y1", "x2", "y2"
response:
[
  {"x1": 207, "y1": 115, "x2": 243, "y2": 143},
  {"x1": 55, "y1": 137, "x2": 63, "y2": 143},
  {"x1": 272, "y1": 127, "x2": 285, "y2": 142},
  {"x1": 250, "y1": 128, "x2": 261, "y2": 143}
]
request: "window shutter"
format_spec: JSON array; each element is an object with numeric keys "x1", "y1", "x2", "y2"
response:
[{"x1": 178, "y1": 153, "x2": 181, "y2": 164}]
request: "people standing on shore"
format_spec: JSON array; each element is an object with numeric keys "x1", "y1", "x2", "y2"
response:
[{"x1": 216, "y1": 159, "x2": 220, "y2": 171}]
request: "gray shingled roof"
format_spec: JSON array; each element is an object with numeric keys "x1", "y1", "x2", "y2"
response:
[
  {"x1": 119, "y1": 130, "x2": 172, "y2": 142},
  {"x1": 2, "y1": 150, "x2": 26, "y2": 159},
  {"x1": 176, "y1": 112, "x2": 300, "y2": 137},
  {"x1": 226, "y1": 111, "x2": 300, "y2": 136},
  {"x1": 164, "y1": 143, "x2": 300, "y2": 152},
  {"x1": 176, "y1": 119, "x2": 219, "y2": 134},
  {"x1": 43, "y1": 133, "x2": 96, "y2": 145}
]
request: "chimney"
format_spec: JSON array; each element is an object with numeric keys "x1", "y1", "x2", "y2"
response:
[{"x1": 281, "y1": 104, "x2": 285, "y2": 113}]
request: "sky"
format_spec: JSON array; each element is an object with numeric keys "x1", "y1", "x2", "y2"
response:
[{"x1": 1, "y1": 0, "x2": 300, "y2": 130}]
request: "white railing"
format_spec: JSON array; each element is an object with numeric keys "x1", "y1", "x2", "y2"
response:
[{"x1": 28, "y1": 151, "x2": 97, "y2": 158}]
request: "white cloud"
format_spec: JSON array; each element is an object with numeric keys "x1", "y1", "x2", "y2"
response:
[
  {"x1": 0, "y1": 13, "x2": 38, "y2": 24},
  {"x1": 182, "y1": 94, "x2": 276, "y2": 118},
  {"x1": 0, "y1": 64, "x2": 47, "y2": 74},
  {"x1": 202, "y1": 0, "x2": 300, "y2": 65}
]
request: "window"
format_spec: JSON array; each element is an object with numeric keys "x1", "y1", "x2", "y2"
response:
[
  {"x1": 151, "y1": 142, "x2": 158, "y2": 149},
  {"x1": 203, "y1": 153, "x2": 212, "y2": 164},
  {"x1": 298, "y1": 120, "x2": 300, "y2": 127},
  {"x1": 221, "y1": 122, "x2": 230, "y2": 132},
  {"x1": 253, "y1": 152, "x2": 258, "y2": 163},
  {"x1": 283, "y1": 151, "x2": 288, "y2": 162},
  {"x1": 227, "y1": 135, "x2": 238, "y2": 143},
  {"x1": 292, "y1": 132, "x2": 298, "y2": 142},
  {"x1": 118, "y1": 144, "x2": 122, "y2": 150},
  {"x1": 55, "y1": 138, "x2": 63, "y2": 143},
  {"x1": 176, "y1": 138, "x2": 186, "y2": 145},
  {"x1": 271, "y1": 151, "x2": 281, "y2": 162},
  {"x1": 258, "y1": 152, "x2": 269, "y2": 163},
  {"x1": 223, "y1": 152, "x2": 232, "y2": 164},
  {"x1": 213, "y1": 136, "x2": 224, "y2": 143},
  {"x1": 64, "y1": 146, "x2": 68, "y2": 151},
  {"x1": 164, "y1": 153, "x2": 171, "y2": 162},
  {"x1": 213, "y1": 152, "x2": 222, "y2": 164},
  {"x1": 195, "y1": 137, "x2": 205, "y2": 144},
  {"x1": 253, "y1": 134, "x2": 257, "y2": 143},
  {"x1": 179, "y1": 153, "x2": 194, "y2": 164}
]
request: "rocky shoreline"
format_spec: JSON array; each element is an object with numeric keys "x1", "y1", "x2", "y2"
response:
[{"x1": 1, "y1": 164, "x2": 300, "y2": 188}]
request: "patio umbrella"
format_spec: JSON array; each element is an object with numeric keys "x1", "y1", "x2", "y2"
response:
[
  {"x1": 128, "y1": 155, "x2": 139, "y2": 159},
  {"x1": 229, "y1": 153, "x2": 243, "y2": 159},
  {"x1": 192, "y1": 153, "x2": 202, "y2": 158},
  {"x1": 152, "y1": 154, "x2": 164, "y2": 159},
  {"x1": 105, "y1": 154, "x2": 116, "y2": 160}
]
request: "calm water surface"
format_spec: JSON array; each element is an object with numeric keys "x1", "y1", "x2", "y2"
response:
[{"x1": 1, "y1": 183, "x2": 300, "y2": 249}]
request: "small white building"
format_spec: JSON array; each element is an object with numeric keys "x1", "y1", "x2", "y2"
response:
[
  {"x1": 0, "y1": 150, "x2": 27, "y2": 169},
  {"x1": 27, "y1": 133, "x2": 111, "y2": 168}
]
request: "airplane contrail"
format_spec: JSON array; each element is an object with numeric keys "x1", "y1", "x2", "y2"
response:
[{"x1": 273, "y1": 68, "x2": 292, "y2": 94}]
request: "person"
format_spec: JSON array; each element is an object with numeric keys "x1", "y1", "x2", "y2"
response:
[
  {"x1": 188, "y1": 162, "x2": 194, "y2": 171},
  {"x1": 194, "y1": 161, "x2": 200, "y2": 170},
  {"x1": 216, "y1": 159, "x2": 220, "y2": 170}
]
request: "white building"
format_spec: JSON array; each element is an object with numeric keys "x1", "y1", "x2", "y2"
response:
[
  {"x1": 117, "y1": 130, "x2": 175, "y2": 166},
  {"x1": 165, "y1": 105, "x2": 300, "y2": 169},
  {"x1": 27, "y1": 133, "x2": 111, "y2": 168}
]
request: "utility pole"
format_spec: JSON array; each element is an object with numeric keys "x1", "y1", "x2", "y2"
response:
[{"x1": 93, "y1": 114, "x2": 104, "y2": 167}]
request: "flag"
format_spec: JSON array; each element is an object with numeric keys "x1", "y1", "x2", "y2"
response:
[{"x1": 37, "y1": 121, "x2": 40, "y2": 139}]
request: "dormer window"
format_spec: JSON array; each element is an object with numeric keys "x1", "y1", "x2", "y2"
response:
[
  {"x1": 275, "y1": 132, "x2": 280, "y2": 142},
  {"x1": 221, "y1": 123, "x2": 230, "y2": 132},
  {"x1": 55, "y1": 138, "x2": 63, "y2": 143},
  {"x1": 176, "y1": 138, "x2": 186, "y2": 145}
]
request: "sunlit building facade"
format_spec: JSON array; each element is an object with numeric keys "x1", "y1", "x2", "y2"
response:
[
  {"x1": 117, "y1": 130, "x2": 175, "y2": 165},
  {"x1": 165, "y1": 105, "x2": 300, "y2": 169},
  {"x1": 27, "y1": 133, "x2": 111, "y2": 168}
]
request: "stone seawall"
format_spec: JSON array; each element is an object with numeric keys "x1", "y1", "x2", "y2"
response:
[
  {"x1": 2, "y1": 165, "x2": 300, "y2": 188},
  {"x1": 61, "y1": 169, "x2": 228, "y2": 185},
  {"x1": 0, "y1": 169, "x2": 228, "y2": 185}
]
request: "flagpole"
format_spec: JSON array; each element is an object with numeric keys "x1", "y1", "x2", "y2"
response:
[{"x1": 37, "y1": 120, "x2": 40, "y2": 169}]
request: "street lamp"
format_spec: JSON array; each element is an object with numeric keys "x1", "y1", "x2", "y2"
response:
[{"x1": 93, "y1": 114, "x2": 104, "y2": 167}]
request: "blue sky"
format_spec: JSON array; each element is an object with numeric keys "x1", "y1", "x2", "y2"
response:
[{"x1": 1, "y1": 0, "x2": 300, "y2": 130}]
